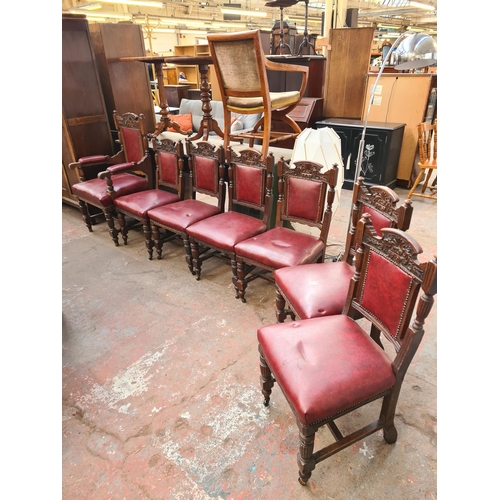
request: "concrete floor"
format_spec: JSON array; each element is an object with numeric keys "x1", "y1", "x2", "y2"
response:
[{"x1": 62, "y1": 185, "x2": 437, "y2": 499}]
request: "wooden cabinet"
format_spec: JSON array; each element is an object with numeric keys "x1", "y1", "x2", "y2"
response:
[
  {"x1": 62, "y1": 13, "x2": 114, "y2": 207},
  {"x1": 361, "y1": 73, "x2": 434, "y2": 185},
  {"x1": 267, "y1": 55, "x2": 326, "y2": 99},
  {"x1": 316, "y1": 118, "x2": 405, "y2": 190},
  {"x1": 89, "y1": 22, "x2": 155, "y2": 135}
]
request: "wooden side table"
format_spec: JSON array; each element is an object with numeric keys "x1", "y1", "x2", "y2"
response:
[{"x1": 120, "y1": 55, "x2": 224, "y2": 141}]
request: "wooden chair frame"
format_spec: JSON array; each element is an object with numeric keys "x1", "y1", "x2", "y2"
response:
[
  {"x1": 207, "y1": 30, "x2": 308, "y2": 158},
  {"x1": 69, "y1": 111, "x2": 153, "y2": 243},
  {"x1": 258, "y1": 214, "x2": 437, "y2": 485},
  {"x1": 408, "y1": 119, "x2": 437, "y2": 200},
  {"x1": 275, "y1": 177, "x2": 413, "y2": 322},
  {"x1": 233, "y1": 159, "x2": 339, "y2": 303}
]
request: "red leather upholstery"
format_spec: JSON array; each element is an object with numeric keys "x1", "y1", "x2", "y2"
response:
[
  {"x1": 287, "y1": 177, "x2": 322, "y2": 222},
  {"x1": 114, "y1": 190, "x2": 179, "y2": 218},
  {"x1": 106, "y1": 162, "x2": 136, "y2": 174},
  {"x1": 187, "y1": 212, "x2": 266, "y2": 251},
  {"x1": 258, "y1": 314, "x2": 396, "y2": 426},
  {"x1": 78, "y1": 155, "x2": 109, "y2": 166},
  {"x1": 121, "y1": 128, "x2": 143, "y2": 163},
  {"x1": 72, "y1": 174, "x2": 148, "y2": 208},
  {"x1": 158, "y1": 152, "x2": 178, "y2": 184},
  {"x1": 235, "y1": 164, "x2": 265, "y2": 206},
  {"x1": 360, "y1": 251, "x2": 413, "y2": 338},
  {"x1": 363, "y1": 206, "x2": 391, "y2": 235},
  {"x1": 274, "y1": 261, "x2": 354, "y2": 318},
  {"x1": 235, "y1": 227, "x2": 324, "y2": 269},
  {"x1": 194, "y1": 156, "x2": 219, "y2": 192},
  {"x1": 148, "y1": 199, "x2": 220, "y2": 232}
]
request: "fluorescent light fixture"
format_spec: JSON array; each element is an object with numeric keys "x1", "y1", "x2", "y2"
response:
[
  {"x1": 99, "y1": 0, "x2": 164, "y2": 7},
  {"x1": 287, "y1": 15, "x2": 323, "y2": 23},
  {"x1": 69, "y1": 9, "x2": 132, "y2": 19},
  {"x1": 77, "y1": 3, "x2": 102, "y2": 10},
  {"x1": 408, "y1": 1, "x2": 435, "y2": 10},
  {"x1": 220, "y1": 8, "x2": 268, "y2": 18},
  {"x1": 84, "y1": 16, "x2": 107, "y2": 21}
]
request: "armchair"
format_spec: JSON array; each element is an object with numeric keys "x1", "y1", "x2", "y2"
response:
[
  {"x1": 257, "y1": 213, "x2": 437, "y2": 485},
  {"x1": 207, "y1": 30, "x2": 308, "y2": 158},
  {"x1": 69, "y1": 111, "x2": 153, "y2": 243}
]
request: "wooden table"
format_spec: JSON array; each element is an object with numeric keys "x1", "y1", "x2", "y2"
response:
[{"x1": 120, "y1": 55, "x2": 224, "y2": 140}]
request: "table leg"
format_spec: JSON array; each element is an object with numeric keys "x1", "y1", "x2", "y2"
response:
[
  {"x1": 151, "y1": 62, "x2": 192, "y2": 138},
  {"x1": 188, "y1": 64, "x2": 224, "y2": 141}
]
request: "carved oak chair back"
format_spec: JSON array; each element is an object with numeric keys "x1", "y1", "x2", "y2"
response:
[
  {"x1": 185, "y1": 147, "x2": 274, "y2": 281},
  {"x1": 273, "y1": 177, "x2": 413, "y2": 322},
  {"x1": 343, "y1": 178, "x2": 413, "y2": 265},
  {"x1": 232, "y1": 159, "x2": 339, "y2": 303},
  {"x1": 207, "y1": 30, "x2": 308, "y2": 158},
  {"x1": 257, "y1": 213, "x2": 437, "y2": 485},
  {"x1": 148, "y1": 140, "x2": 226, "y2": 272}
]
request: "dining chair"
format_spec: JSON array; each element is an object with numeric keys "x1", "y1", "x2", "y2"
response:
[
  {"x1": 207, "y1": 29, "x2": 308, "y2": 158},
  {"x1": 233, "y1": 159, "x2": 339, "y2": 303},
  {"x1": 186, "y1": 147, "x2": 274, "y2": 281},
  {"x1": 99, "y1": 137, "x2": 184, "y2": 258},
  {"x1": 408, "y1": 119, "x2": 437, "y2": 200},
  {"x1": 257, "y1": 213, "x2": 437, "y2": 485},
  {"x1": 69, "y1": 111, "x2": 153, "y2": 245},
  {"x1": 147, "y1": 140, "x2": 226, "y2": 273},
  {"x1": 274, "y1": 178, "x2": 413, "y2": 322}
]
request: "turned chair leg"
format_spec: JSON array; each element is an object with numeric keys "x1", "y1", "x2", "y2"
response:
[
  {"x1": 182, "y1": 235, "x2": 194, "y2": 274},
  {"x1": 77, "y1": 199, "x2": 93, "y2": 232},
  {"x1": 235, "y1": 257, "x2": 247, "y2": 303},
  {"x1": 104, "y1": 206, "x2": 119, "y2": 246},
  {"x1": 190, "y1": 239, "x2": 202, "y2": 279},
  {"x1": 297, "y1": 422, "x2": 317, "y2": 486},
  {"x1": 275, "y1": 289, "x2": 287, "y2": 323},
  {"x1": 151, "y1": 223, "x2": 163, "y2": 260},
  {"x1": 143, "y1": 219, "x2": 153, "y2": 260},
  {"x1": 258, "y1": 344, "x2": 274, "y2": 406},
  {"x1": 117, "y1": 211, "x2": 128, "y2": 245}
]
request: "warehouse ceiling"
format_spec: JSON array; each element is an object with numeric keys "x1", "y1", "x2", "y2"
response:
[{"x1": 61, "y1": 0, "x2": 437, "y2": 37}]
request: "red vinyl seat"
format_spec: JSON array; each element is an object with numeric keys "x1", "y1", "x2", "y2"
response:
[
  {"x1": 257, "y1": 213, "x2": 437, "y2": 485},
  {"x1": 148, "y1": 140, "x2": 226, "y2": 272},
  {"x1": 274, "y1": 178, "x2": 413, "y2": 322},
  {"x1": 69, "y1": 111, "x2": 153, "y2": 245},
  {"x1": 186, "y1": 147, "x2": 275, "y2": 281},
  {"x1": 106, "y1": 137, "x2": 184, "y2": 258},
  {"x1": 233, "y1": 159, "x2": 339, "y2": 303}
]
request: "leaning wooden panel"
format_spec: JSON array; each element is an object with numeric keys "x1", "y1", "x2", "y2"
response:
[{"x1": 324, "y1": 27, "x2": 375, "y2": 119}]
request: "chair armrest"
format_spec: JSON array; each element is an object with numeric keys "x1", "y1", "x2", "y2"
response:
[
  {"x1": 264, "y1": 59, "x2": 309, "y2": 75},
  {"x1": 97, "y1": 162, "x2": 137, "y2": 179},
  {"x1": 72, "y1": 155, "x2": 111, "y2": 168},
  {"x1": 264, "y1": 60, "x2": 309, "y2": 97}
]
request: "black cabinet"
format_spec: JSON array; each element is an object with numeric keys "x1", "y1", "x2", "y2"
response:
[{"x1": 316, "y1": 118, "x2": 405, "y2": 190}]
